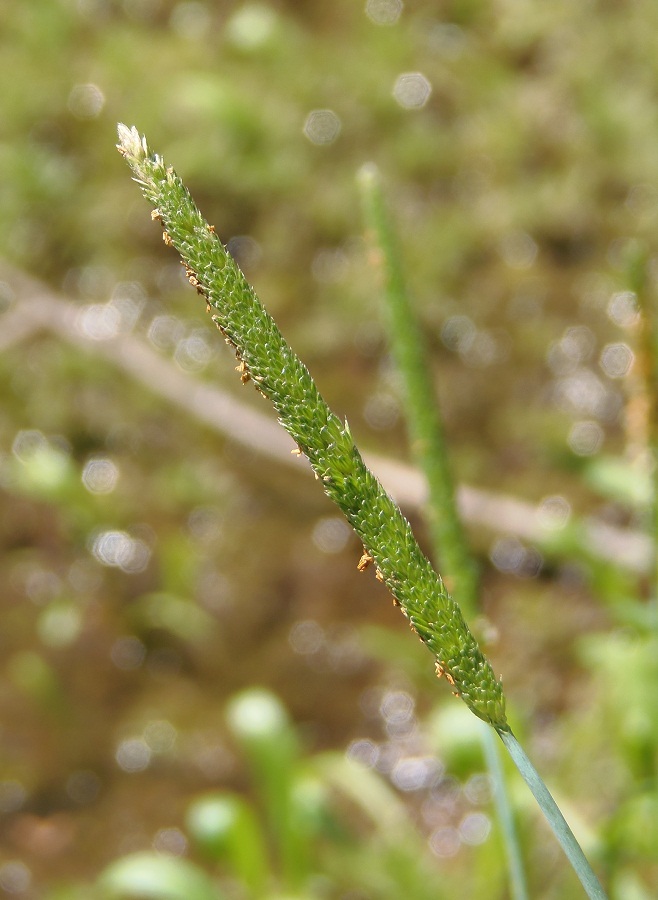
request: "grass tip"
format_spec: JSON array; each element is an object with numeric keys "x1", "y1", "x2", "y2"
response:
[
  {"x1": 357, "y1": 162, "x2": 381, "y2": 189},
  {"x1": 116, "y1": 123, "x2": 148, "y2": 160}
]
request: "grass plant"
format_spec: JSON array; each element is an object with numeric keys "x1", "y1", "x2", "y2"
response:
[{"x1": 116, "y1": 125, "x2": 608, "y2": 899}]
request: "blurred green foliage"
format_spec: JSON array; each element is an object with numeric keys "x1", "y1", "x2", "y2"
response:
[
  {"x1": 1, "y1": 0, "x2": 658, "y2": 897},
  {"x1": 97, "y1": 689, "x2": 472, "y2": 900}
]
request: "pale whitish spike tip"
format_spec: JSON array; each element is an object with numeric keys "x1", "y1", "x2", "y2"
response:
[
  {"x1": 116, "y1": 123, "x2": 148, "y2": 160},
  {"x1": 357, "y1": 161, "x2": 380, "y2": 190}
]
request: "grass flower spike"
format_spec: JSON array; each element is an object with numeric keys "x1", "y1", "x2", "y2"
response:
[{"x1": 116, "y1": 124, "x2": 507, "y2": 728}]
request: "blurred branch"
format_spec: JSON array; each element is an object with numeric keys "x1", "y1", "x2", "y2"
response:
[
  {"x1": 0, "y1": 261, "x2": 651, "y2": 574},
  {"x1": 0, "y1": 262, "x2": 295, "y2": 464}
]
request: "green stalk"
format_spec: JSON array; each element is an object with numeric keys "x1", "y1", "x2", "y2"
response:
[
  {"x1": 497, "y1": 729, "x2": 607, "y2": 900},
  {"x1": 357, "y1": 163, "x2": 478, "y2": 617},
  {"x1": 358, "y1": 162, "x2": 527, "y2": 900}
]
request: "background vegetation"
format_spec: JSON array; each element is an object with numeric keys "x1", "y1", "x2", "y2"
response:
[{"x1": 1, "y1": 1, "x2": 657, "y2": 897}]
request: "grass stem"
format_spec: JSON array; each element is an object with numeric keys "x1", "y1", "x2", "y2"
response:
[
  {"x1": 358, "y1": 163, "x2": 478, "y2": 616},
  {"x1": 359, "y1": 162, "x2": 528, "y2": 900},
  {"x1": 496, "y1": 728, "x2": 607, "y2": 900}
]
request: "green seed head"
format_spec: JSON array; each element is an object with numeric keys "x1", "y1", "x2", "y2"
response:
[{"x1": 117, "y1": 124, "x2": 507, "y2": 729}]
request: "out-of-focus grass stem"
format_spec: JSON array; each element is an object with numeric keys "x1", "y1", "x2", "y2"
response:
[
  {"x1": 624, "y1": 243, "x2": 658, "y2": 614},
  {"x1": 482, "y1": 724, "x2": 528, "y2": 900},
  {"x1": 357, "y1": 163, "x2": 479, "y2": 618},
  {"x1": 358, "y1": 163, "x2": 528, "y2": 900}
]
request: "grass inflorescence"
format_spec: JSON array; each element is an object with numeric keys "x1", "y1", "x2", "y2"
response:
[{"x1": 117, "y1": 123, "x2": 507, "y2": 729}]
